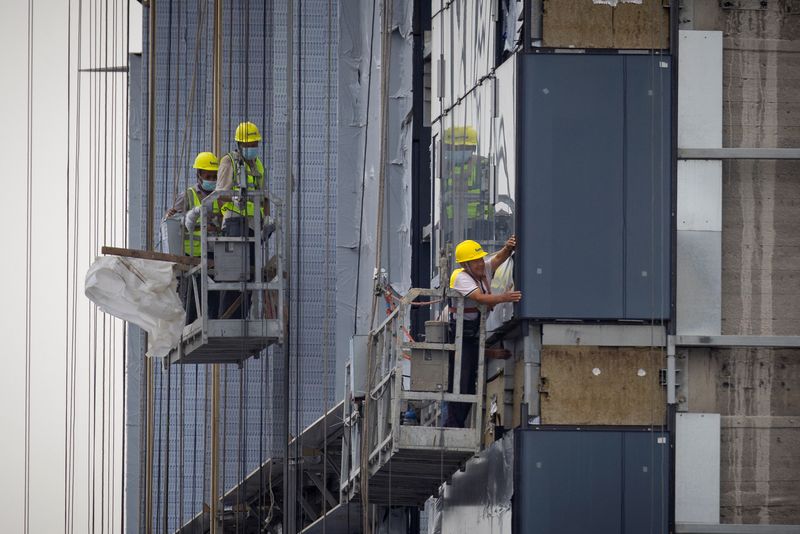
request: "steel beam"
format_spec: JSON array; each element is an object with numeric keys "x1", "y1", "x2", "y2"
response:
[
  {"x1": 676, "y1": 524, "x2": 800, "y2": 534},
  {"x1": 675, "y1": 335, "x2": 800, "y2": 348},
  {"x1": 678, "y1": 147, "x2": 800, "y2": 160}
]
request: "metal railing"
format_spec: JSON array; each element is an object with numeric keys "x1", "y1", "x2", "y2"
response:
[
  {"x1": 170, "y1": 189, "x2": 284, "y2": 364},
  {"x1": 341, "y1": 288, "x2": 486, "y2": 503}
]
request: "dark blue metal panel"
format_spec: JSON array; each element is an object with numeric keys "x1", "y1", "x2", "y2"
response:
[
  {"x1": 516, "y1": 430, "x2": 623, "y2": 533},
  {"x1": 517, "y1": 54, "x2": 625, "y2": 319},
  {"x1": 623, "y1": 431, "x2": 669, "y2": 534},
  {"x1": 516, "y1": 54, "x2": 672, "y2": 321},
  {"x1": 515, "y1": 428, "x2": 669, "y2": 534},
  {"x1": 624, "y1": 56, "x2": 672, "y2": 320}
]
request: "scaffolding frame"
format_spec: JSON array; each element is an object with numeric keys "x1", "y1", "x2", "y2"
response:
[
  {"x1": 167, "y1": 189, "x2": 284, "y2": 365},
  {"x1": 341, "y1": 288, "x2": 486, "y2": 505}
]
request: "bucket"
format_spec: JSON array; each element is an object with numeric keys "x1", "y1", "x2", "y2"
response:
[
  {"x1": 160, "y1": 215, "x2": 183, "y2": 255},
  {"x1": 424, "y1": 321, "x2": 448, "y2": 343}
]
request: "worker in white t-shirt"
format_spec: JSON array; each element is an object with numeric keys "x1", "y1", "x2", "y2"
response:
[{"x1": 444, "y1": 236, "x2": 522, "y2": 428}]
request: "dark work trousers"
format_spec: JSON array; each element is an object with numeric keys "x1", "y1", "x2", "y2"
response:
[
  {"x1": 443, "y1": 318, "x2": 480, "y2": 428},
  {"x1": 183, "y1": 271, "x2": 219, "y2": 324},
  {"x1": 218, "y1": 218, "x2": 256, "y2": 319}
]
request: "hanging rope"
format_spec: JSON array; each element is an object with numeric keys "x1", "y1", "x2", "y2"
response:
[{"x1": 23, "y1": 0, "x2": 35, "y2": 531}]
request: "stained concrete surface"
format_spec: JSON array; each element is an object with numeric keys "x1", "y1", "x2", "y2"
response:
[{"x1": 686, "y1": 1, "x2": 800, "y2": 524}]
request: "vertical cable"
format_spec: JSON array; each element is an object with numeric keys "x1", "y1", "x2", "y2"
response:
[
  {"x1": 321, "y1": 0, "x2": 333, "y2": 530},
  {"x1": 23, "y1": 0, "x2": 34, "y2": 531},
  {"x1": 63, "y1": 1, "x2": 73, "y2": 532},
  {"x1": 294, "y1": 1, "x2": 303, "y2": 528},
  {"x1": 282, "y1": 1, "x2": 294, "y2": 532}
]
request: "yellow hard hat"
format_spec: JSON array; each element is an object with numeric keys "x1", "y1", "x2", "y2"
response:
[
  {"x1": 193, "y1": 151, "x2": 219, "y2": 171},
  {"x1": 455, "y1": 239, "x2": 487, "y2": 263},
  {"x1": 234, "y1": 121, "x2": 262, "y2": 143},
  {"x1": 443, "y1": 125, "x2": 478, "y2": 147}
]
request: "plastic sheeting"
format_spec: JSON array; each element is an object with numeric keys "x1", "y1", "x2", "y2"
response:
[
  {"x1": 487, "y1": 257, "x2": 515, "y2": 334},
  {"x1": 336, "y1": 0, "x2": 413, "y2": 397},
  {"x1": 85, "y1": 256, "x2": 185, "y2": 358},
  {"x1": 433, "y1": 433, "x2": 515, "y2": 534}
]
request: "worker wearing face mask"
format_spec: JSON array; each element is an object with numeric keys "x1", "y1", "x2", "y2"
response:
[
  {"x1": 164, "y1": 151, "x2": 221, "y2": 324},
  {"x1": 215, "y1": 121, "x2": 272, "y2": 319},
  {"x1": 215, "y1": 121, "x2": 271, "y2": 232},
  {"x1": 165, "y1": 151, "x2": 222, "y2": 257}
]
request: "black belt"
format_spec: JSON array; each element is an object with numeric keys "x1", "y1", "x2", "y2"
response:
[{"x1": 449, "y1": 306, "x2": 479, "y2": 314}]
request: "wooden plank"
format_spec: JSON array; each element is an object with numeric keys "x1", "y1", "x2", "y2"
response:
[
  {"x1": 540, "y1": 345, "x2": 666, "y2": 425},
  {"x1": 102, "y1": 246, "x2": 199, "y2": 266}
]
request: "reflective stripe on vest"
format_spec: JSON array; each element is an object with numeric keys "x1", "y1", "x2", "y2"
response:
[
  {"x1": 220, "y1": 153, "x2": 266, "y2": 217},
  {"x1": 185, "y1": 187, "x2": 220, "y2": 257},
  {"x1": 444, "y1": 159, "x2": 489, "y2": 220}
]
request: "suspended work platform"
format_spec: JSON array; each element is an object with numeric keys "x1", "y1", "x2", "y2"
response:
[
  {"x1": 167, "y1": 190, "x2": 284, "y2": 365},
  {"x1": 341, "y1": 288, "x2": 486, "y2": 506}
]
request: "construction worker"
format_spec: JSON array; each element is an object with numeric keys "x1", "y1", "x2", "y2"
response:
[
  {"x1": 215, "y1": 121, "x2": 269, "y2": 231},
  {"x1": 164, "y1": 151, "x2": 222, "y2": 322},
  {"x1": 215, "y1": 121, "x2": 271, "y2": 319},
  {"x1": 165, "y1": 151, "x2": 222, "y2": 255},
  {"x1": 444, "y1": 236, "x2": 521, "y2": 428},
  {"x1": 441, "y1": 125, "x2": 492, "y2": 250}
]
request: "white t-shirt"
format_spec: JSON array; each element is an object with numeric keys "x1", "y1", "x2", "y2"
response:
[{"x1": 450, "y1": 256, "x2": 493, "y2": 321}]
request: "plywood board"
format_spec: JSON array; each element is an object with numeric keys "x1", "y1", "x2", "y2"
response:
[
  {"x1": 543, "y1": 0, "x2": 613, "y2": 48},
  {"x1": 613, "y1": 0, "x2": 670, "y2": 49},
  {"x1": 542, "y1": 0, "x2": 669, "y2": 49},
  {"x1": 540, "y1": 346, "x2": 666, "y2": 425}
]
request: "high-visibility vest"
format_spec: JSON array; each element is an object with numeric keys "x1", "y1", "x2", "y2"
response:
[
  {"x1": 445, "y1": 158, "x2": 489, "y2": 220},
  {"x1": 448, "y1": 267, "x2": 487, "y2": 316},
  {"x1": 220, "y1": 153, "x2": 266, "y2": 217},
  {"x1": 185, "y1": 187, "x2": 220, "y2": 257}
]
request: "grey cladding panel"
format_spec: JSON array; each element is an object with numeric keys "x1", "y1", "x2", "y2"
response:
[
  {"x1": 515, "y1": 429, "x2": 669, "y2": 534},
  {"x1": 623, "y1": 431, "x2": 669, "y2": 533},
  {"x1": 518, "y1": 55, "x2": 625, "y2": 319},
  {"x1": 624, "y1": 56, "x2": 672, "y2": 319},
  {"x1": 517, "y1": 54, "x2": 672, "y2": 320},
  {"x1": 516, "y1": 430, "x2": 623, "y2": 533}
]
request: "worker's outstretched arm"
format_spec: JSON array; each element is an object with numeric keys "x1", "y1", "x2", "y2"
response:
[
  {"x1": 467, "y1": 287, "x2": 522, "y2": 307},
  {"x1": 490, "y1": 235, "x2": 516, "y2": 273}
]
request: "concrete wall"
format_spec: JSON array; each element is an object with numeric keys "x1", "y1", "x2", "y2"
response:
[{"x1": 685, "y1": 1, "x2": 800, "y2": 524}]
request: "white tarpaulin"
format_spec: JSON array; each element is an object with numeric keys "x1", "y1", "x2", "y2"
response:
[
  {"x1": 84, "y1": 256, "x2": 185, "y2": 358},
  {"x1": 486, "y1": 257, "x2": 515, "y2": 334}
]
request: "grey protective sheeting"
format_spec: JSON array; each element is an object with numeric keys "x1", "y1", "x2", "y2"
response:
[
  {"x1": 432, "y1": 433, "x2": 514, "y2": 534},
  {"x1": 336, "y1": 0, "x2": 413, "y2": 398},
  {"x1": 139, "y1": 2, "x2": 339, "y2": 531}
]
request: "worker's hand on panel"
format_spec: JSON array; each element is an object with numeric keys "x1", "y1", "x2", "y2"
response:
[
  {"x1": 504, "y1": 235, "x2": 516, "y2": 251},
  {"x1": 503, "y1": 290, "x2": 522, "y2": 303},
  {"x1": 165, "y1": 208, "x2": 177, "y2": 218}
]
